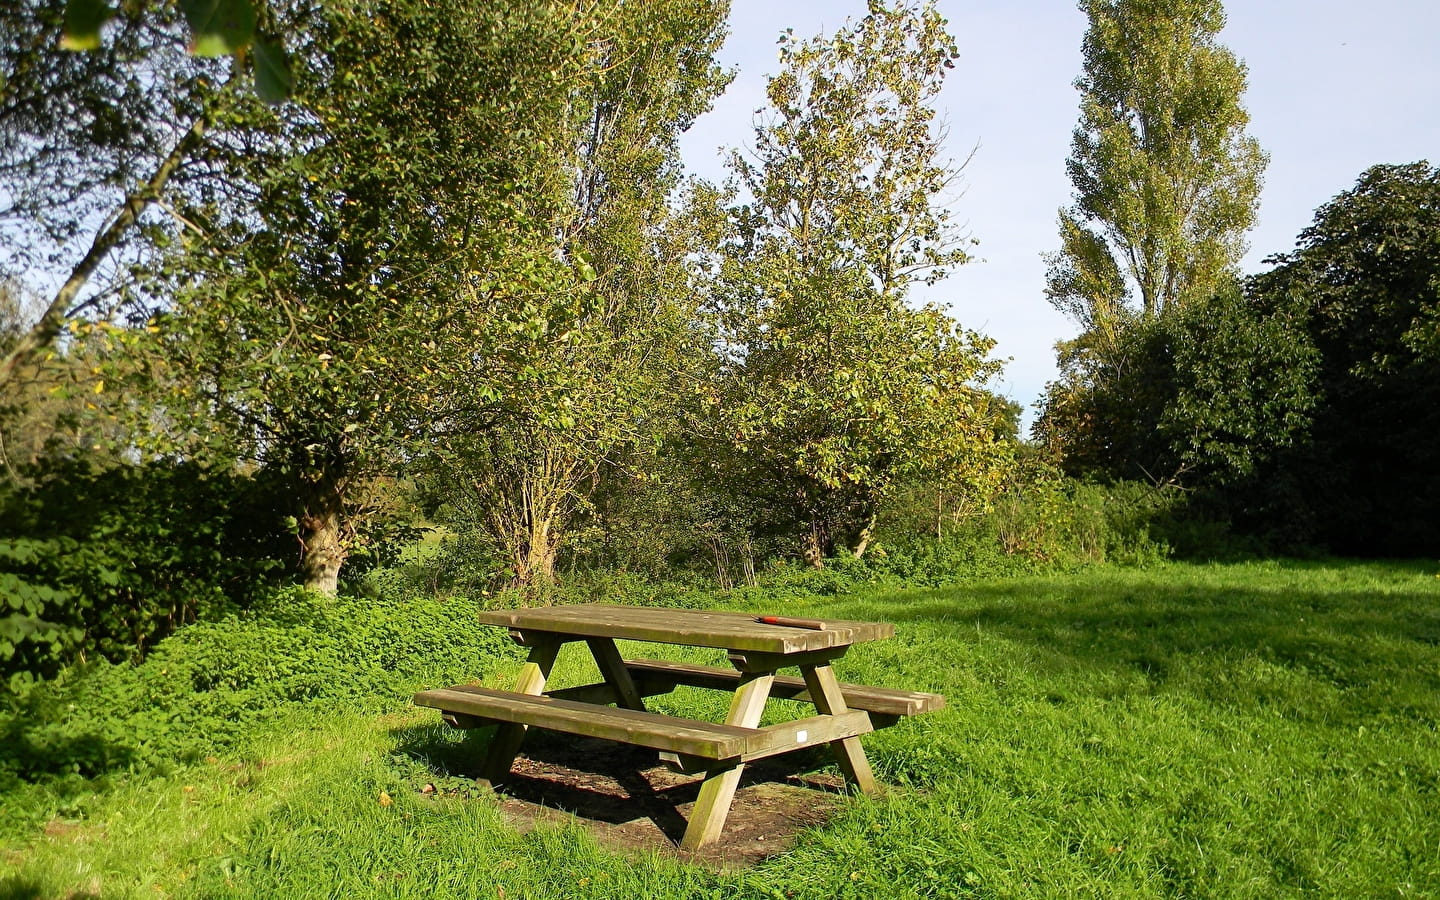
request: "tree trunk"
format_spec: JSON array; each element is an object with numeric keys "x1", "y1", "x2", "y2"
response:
[
  {"x1": 802, "y1": 522, "x2": 826, "y2": 569},
  {"x1": 489, "y1": 462, "x2": 567, "y2": 588},
  {"x1": 298, "y1": 466, "x2": 350, "y2": 596},
  {"x1": 849, "y1": 512, "x2": 878, "y2": 559},
  {"x1": 511, "y1": 510, "x2": 560, "y2": 586}
]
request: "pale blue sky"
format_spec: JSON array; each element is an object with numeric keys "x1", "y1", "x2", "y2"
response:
[{"x1": 677, "y1": 0, "x2": 1440, "y2": 427}]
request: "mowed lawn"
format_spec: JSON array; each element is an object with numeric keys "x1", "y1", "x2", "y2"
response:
[{"x1": 4, "y1": 560, "x2": 1438, "y2": 898}]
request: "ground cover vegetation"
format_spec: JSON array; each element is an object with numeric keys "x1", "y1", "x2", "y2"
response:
[
  {"x1": 2, "y1": 0, "x2": 1439, "y2": 892},
  {"x1": 3, "y1": 561, "x2": 1438, "y2": 897}
]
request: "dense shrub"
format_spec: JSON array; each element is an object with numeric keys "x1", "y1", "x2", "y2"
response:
[
  {"x1": 1035, "y1": 163, "x2": 1440, "y2": 557},
  {"x1": 0, "y1": 585, "x2": 517, "y2": 787},
  {"x1": 0, "y1": 459, "x2": 294, "y2": 685},
  {"x1": 1250, "y1": 162, "x2": 1440, "y2": 556},
  {"x1": 880, "y1": 466, "x2": 1172, "y2": 573},
  {"x1": 401, "y1": 463, "x2": 1176, "y2": 608}
]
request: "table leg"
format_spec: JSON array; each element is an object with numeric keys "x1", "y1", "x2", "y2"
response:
[
  {"x1": 679, "y1": 671, "x2": 775, "y2": 851},
  {"x1": 585, "y1": 637, "x2": 646, "y2": 711},
  {"x1": 800, "y1": 662, "x2": 878, "y2": 795},
  {"x1": 479, "y1": 635, "x2": 561, "y2": 784}
]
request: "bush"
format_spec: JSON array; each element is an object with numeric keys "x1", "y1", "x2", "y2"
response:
[
  {"x1": 395, "y1": 528, "x2": 503, "y2": 598},
  {"x1": 879, "y1": 465, "x2": 1171, "y2": 577},
  {"x1": 1, "y1": 459, "x2": 293, "y2": 684},
  {"x1": 0, "y1": 585, "x2": 518, "y2": 786}
]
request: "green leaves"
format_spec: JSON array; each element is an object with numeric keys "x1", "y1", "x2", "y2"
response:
[
  {"x1": 57, "y1": 0, "x2": 293, "y2": 102},
  {"x1": 140, "y1": 0, "x2": 622, "y2": 588},
  {"x1": 1052, "y1": 0, "x2": 1265, "y2": 321},
  {"x1": 1041, "y1": 0, "x2": 1270, "y2": 497},
  {"x1": 181, "y1": 0, "x2": 256, "y2": 57},
  {"x1": 708, "y1": 2, "x2": 1011, "y2": 561},
  {"x1": 1247, "y1": 162, "x2": 1440, "y2": 555},
  {"x1": 59, "y1": 0, "x2": 112, "y2": 50},
  {"x1": 0, "y1": 461, "x2": 291, "y2": 681},
  {"x1": 251, "y1": 35, "x2": 293, "y2": 105},
  {"x1": 63, "y1": 0, "x2": 260, "y2": 56},
  {"x1": 180, "y1": 0, "x2": 295, "y2": 105}
]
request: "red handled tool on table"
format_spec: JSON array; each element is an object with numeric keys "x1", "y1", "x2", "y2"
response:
[{"x1": 754, "y1": 615, "x2": 828, "y2": 630}]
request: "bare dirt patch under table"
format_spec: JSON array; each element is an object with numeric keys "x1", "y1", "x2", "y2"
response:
[{"x1": 486, "y1": 732, "x2": 848, "y2": 868}]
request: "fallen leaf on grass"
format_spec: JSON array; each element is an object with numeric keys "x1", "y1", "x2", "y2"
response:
[{"x1": 378, "y1": 791, "x2": 393, "y2": 807}]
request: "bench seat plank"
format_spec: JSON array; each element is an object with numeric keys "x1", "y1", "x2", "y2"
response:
[
  {"x1": 414, "y1": 686, "x2": 758, "y2": 759},
  {"x1": 623, "y1": 658, "x2": 945, "y2": 719}
]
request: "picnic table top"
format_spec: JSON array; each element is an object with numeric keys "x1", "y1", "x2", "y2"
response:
[{"x1": 475, "y1": 603, "x2": 894, "y2": 654}]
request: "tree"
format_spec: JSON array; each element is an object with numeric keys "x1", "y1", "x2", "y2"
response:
[
  {"x1": 0, "y1": 282, "x2": 130, "y2": 480},
  {"x1": 142, "y1": 0, "x2": 594, "y2": 594},
  {"x1": 1045, "y1": 0, "x2": 1266, "y2": 327},
  {"x1": 708, "y1": 1, "x2": 1010, "y2": 566},
  {"x1": 1035, "y1": 280, "x2": 1318, "y2": 487},
  {"x1": 418, "y1": 0, "x2": 729, "y2": 587},
  {"x1": 1038, "y1": 163, "x2": 1440, "y2": 556},
  {"x1": 1250, "y1": 161, "x2": 1440, "y2": 555}
]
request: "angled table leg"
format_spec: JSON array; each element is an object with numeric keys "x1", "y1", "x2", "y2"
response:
[
  {"x1": 586, "y1": 637, "x2": 646, "y2": 711},
  {"x1": 801, "y1": 662, "x2": 878, "y2": 795},
  {"x1": 480, "y1": 632, "x2": 562, "y2": 784},
  {"x1": 679, "y1": 671, "x2": 774, "y2": 851}
]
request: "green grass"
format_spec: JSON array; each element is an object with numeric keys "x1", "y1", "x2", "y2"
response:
[{"x1": 3, "y1": 559, "x2": 1439, "y2": 898}]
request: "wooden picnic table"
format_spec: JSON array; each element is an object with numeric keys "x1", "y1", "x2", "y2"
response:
[{"x1": 414, "y1": 603, "x2": 943, "y2": 850}]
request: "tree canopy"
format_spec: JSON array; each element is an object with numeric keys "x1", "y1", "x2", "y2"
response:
[
  {"x1": 1046, "y1": 0, "x2": 1266, "y2": 330},
  {"x1": 706, "y1": 1, "x2": 1010, "y2": 564},
  {"x1": 138, "y1": 0, "x2": 600, "y2": 593},
  {"x1": 426, "y1": 0, "x2": 731, "y2": 586},
  {"x1": 1250, "y1": 161, "x2": 1440, "y2": 554}
]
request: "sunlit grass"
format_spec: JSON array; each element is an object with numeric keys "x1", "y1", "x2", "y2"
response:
[{"x1": 3, "y1": 559, "x2": 1438, "y2": 898}]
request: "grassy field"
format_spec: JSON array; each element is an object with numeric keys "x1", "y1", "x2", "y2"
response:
[{"x1": 3, "y1": 559, "x2": 1439, "y2": 898}]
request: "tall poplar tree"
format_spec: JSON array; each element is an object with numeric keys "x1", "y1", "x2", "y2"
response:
[{"x1": 1045, "y1": 0, "x2": 1266, "y2": 332}]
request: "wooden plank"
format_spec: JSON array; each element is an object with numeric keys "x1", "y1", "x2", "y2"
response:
[
  {"x1": 740, "y1": 710, "x2": 873, "y2": 760},
  {"x1": 544, "y1": 681, "x2": 646, "y2": 705},
  {"x1": 679, "y1": 672, "x2": 774, "y2": 851},
  {"x1": 662, "y1": 710, "x2": 875, "y2": 772},
  {"x1": 435, "y1": 680, "x2": 667, "y2": 707},
  {"x1": 586, "y1": 638, "x2": 646, "y2": 711},
  {"x1": 802, "y1": 663, "x2": 878, "y2": 795},
  {"x1": 513, "y1": 640, "x2": 561, "y2": 695},
  {"x1": 442, "y1": 712, "x2": 486, "y2": 729},
  {"x1": 416, "y1": 687, "x2": 757, "y2": 758},
  {"x1": 475, "y1": 604, "x2": 894, "y2": 654},
  {"x1": 728, "y1": 646, "x2": 848, "y2": 673},
  {"x1": 624, "y1": 658, "x2": 946, "y2": 718},
  {"x1": 479, "y1": 635, "x2": 561, "y2": 783}
]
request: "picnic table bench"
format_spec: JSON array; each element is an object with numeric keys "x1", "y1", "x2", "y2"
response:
[{"x1": 414, "y1": 604, "x2": 944, "y2": 850}]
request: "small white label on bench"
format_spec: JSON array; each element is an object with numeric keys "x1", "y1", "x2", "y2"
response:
[{"x1": 796, "y1": 730, "x2": 807, "y2": 742}]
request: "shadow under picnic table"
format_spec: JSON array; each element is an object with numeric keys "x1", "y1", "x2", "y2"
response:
[{"x1": 392, "y1": 721, "x2": 842, "y2": 848}]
